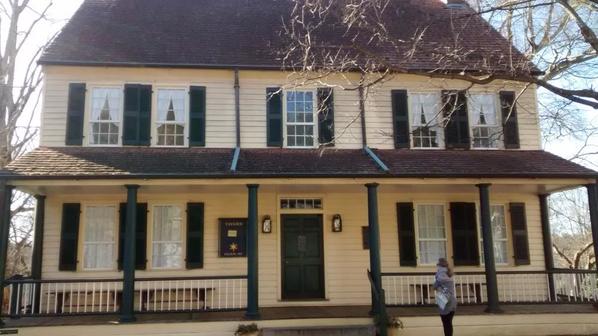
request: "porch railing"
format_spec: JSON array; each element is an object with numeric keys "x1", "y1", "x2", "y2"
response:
[
  {"x1": 381, "y1": 269, "x2": 598, "y2": 306},
  {"x1": 1, "y1": 275, "x2": 247, "y2": 317}
]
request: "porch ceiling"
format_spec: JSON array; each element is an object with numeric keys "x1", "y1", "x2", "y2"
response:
[{"x1": 12, "y1": 179, "x2": 592, "y2": 196}]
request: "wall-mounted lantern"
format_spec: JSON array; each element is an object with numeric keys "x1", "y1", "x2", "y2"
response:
[
  {"x1": 262, "y1": 215, "x2": 272, "y2": 233},
  {"x1": 332, "y1": 214, "x2": 342, "y2": 232}
]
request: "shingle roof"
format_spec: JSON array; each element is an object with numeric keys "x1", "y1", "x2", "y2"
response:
[
  {"x1": 1, "y1": 147, "x2": 595, "y2": 180},
  {"x1": 39, "y1": 0, "x2": 535, "y2": 75}
]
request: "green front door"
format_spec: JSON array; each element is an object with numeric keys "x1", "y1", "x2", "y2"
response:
[{"x1": 281, "y1": 214, "x2": 325, "y2": 300}]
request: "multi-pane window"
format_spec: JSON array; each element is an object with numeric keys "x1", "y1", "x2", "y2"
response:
[
  {"x1": 416, "y1": 204, "x2": 447, "y2": 265},
  {"x1": 480, "y1": 205, "x2": 509, "y2": 264},
  {"x1": 83, "y1": 206, "x2": 116, "y2": 270},
  {"x1": 410, "y1": 93, "x2": 443, "y2": 148},
  {"x1": 469, "y1": 94, "x2": 500, "y2": 148},
  {"x1": 156, "y1": 89, "x2": 186, "y2": 146},
  {"x1": 152, "y1": 205, "x2": 183, "y2": 269},
  {"x1": 90, "y1": 88, "x2": 121, "y2": 145},
  {"x1": 280, "y1": 198, "x2": 323, "y2": 209},
  {"x1": 285, "y1": 91, "x2": 315, "y2": 147}
]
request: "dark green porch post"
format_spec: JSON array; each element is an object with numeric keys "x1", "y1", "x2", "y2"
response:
[
  {"x1": 246, "y1": 184, "x2": 260, "y2": 319},
  {"x1": 0, "y1": 183, "x2": 14, "y2": 327},
  {"x1": 366, "y1": 183, "x2": 382, "y2": 315},
  {"x1": 477, "y1": 183, "x2": 501, "y2": 313},
  {"x1": 120, "y1": 185, "x2": 139, "y2": 323},
  {"x1": 539, "y1": 194, "x2": 556, "y2": 301},
  {"x1": 31, "y1": 194, "x2": 46, "y2": 313},
  {"x1": 585, "y1": 183, "x2": 598, "y2": 276}
]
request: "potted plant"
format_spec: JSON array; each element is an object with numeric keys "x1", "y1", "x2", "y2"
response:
[{"x1": 235, "y1": 323, "x2": 259, "y2": 336}]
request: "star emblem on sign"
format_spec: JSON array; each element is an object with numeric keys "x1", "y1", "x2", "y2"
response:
[{"x1": 229, "y1": 243, "x2": 238, "y2": 252}]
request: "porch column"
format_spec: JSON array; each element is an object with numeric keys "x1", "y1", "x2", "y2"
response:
[
  {"x1": 246, "y1": 184, "x2": 260, "y2": 319},
  {"x1": 0, "y1": 183, "x2": 14, "y2": 327},
  {"x1": 120, "y1": 185, "x2": 139, "y2": 323},
  {"x1": 366, "y1": 183, "x2": 382, "y2": 315},
  {"x1": 539, "y1": 194, "x2": 556, "y2": 301},
  {"x1": 585, "y1": 183, "x2": 598, "y2": 275},
  {"x1": 477, "y1": 183, "x2": 501, "y2": 313},
  {"x1": 31, "y1": 194, "x2": 46, "y2": 313}
]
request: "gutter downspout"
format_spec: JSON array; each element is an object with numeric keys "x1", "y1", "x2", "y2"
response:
[
  {"x1": 364, "y1": 146, "x2": 389, "y2": 173},
  {"x1": 358, "y1": 75, "x2": 389, "y2": 174},
  {"x1": 358, "y1": 84, "x2": 367, "y2": 148},
  {"x1": 234, "y1": 69, "x2": 241, "y2": 148},
  {"x1": 231, "y1": 69, "x2": 241, "y2": 172}
]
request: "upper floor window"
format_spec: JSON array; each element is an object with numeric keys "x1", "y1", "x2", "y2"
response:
[
  {"x1": 285, "y1": 90, "x2": 316, "y2": 148},
  {"x1": 83, "y1": 205, "x2": 116, "y2": 270},
  {"x1": 90, "y1": 88, "x2": 122, "y2": 146},
  {"x1": 410, "y1": 93, "x2": 443, "y2": 148},
  {"x1": 469, "y1": 94, "x2": 500, "y2": 149},
  {"x1": 156, "y1": 89, "x2": 186, "y2": 147}
]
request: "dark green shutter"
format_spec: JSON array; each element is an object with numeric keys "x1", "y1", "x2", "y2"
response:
[
  {"x1": 500, "y1": 91, "x2": 520, "y2": 149},
  {"x1": 442, "y1": 91, "x2": 470, "y2": 149},
  {"x1": 266, "y1": 87, "x2": 283, "y2": 147},
  {"x1": 189, "y1": 86, "x2": 206, "y2": 146},
  {"x1": 317, "y1": 88, "x2": 334, "y2": 146},
  {"x1": 186, "y1": 203, "x2": 204, "y2": 269},
  {"x1": 123, "y1": 84, "x2": 152, "y2": 146},
  {"x1": 118, "y1": 203, "x2": 148, "y2": 270},
  {"x1": 397, "y1": 202, "x2": 417, "y2": 266},
  {"x1": 450, "y1": 202, "x2": 479, "y2": 266},
  {"x1": 510, "y1": 202, "x2": 530, "y2": 265},
  {"x1": 59, "y1": 203, "x2": 81, "y2": 271},
  {"x1": 65, "y1": 83, "x2": 86, "y2": 146},
  {"x1": 362, "y1": 226, "x2": 370, "y2": 250},
  {"x1": 392, "y1": 90, "x2": 410, "y2": 149}
]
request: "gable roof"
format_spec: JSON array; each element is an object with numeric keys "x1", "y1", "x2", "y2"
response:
[
  {"x1": 1, "y1": 147, "x2": 595, "y2": 180},
  {"x1": 39, "y1": 0, "x2": 535, "y2": 75}
]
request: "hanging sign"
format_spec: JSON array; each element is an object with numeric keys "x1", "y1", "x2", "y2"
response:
[{"x1": 219, "y1": 218, "x2": 247, "y2": 257}]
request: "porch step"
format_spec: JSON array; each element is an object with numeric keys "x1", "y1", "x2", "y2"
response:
[{"x1": 261, "y1": 325, "x2": 376, "y2": 336}]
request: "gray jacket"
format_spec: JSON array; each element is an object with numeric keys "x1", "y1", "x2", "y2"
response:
[{"x1": 433, "y1": 267, "x2": 457, "y2": 315}]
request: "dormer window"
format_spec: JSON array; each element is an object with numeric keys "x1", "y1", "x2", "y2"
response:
[
  {"x1": 284, "y1": 90, "x2": 316, "y2": 148},
  {"x1": 90, "y1": 87, "x2": 122, "y2": 146},
  {"x1": 156, "y1": 89, "x2": 187, "y2": 147},
  {"x1": 410, "y1": 93, "x2": 443, "y2": 148},
  {"x1": 469, "y1": 94, "x2": 500, "y2": 149}
]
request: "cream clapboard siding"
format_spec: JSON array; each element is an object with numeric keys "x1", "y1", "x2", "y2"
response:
[
  {"x1": 41, "y1": 66, "x2": 237, "y2": 148},
  {"x1": 366, "y1": 75, "x2": 541, "y2": 150},
  {"x1": 41, "y1": 66, "x2": 541, "y2": 150},
  {"x1": 42, "y1": 186, "x2": 545, "y2": 307}
]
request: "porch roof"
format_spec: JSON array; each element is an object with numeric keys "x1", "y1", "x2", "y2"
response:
[{"x1": 0, "y1": 147, "x2": 596, "y2": 180}]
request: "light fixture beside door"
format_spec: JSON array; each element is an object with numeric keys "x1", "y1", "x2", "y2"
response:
[{"x1": 332, "y1": 214, "x2": 342, "y2": 232}]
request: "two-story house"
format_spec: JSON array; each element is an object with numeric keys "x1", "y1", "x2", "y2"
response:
[{"x1": 0, "y1": 0, "x2": 597, "y2": 335}]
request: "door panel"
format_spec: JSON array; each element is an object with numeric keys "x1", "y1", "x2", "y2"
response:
[{"x1": 281, "y1": 214, "x2": 325, "y2": 300}]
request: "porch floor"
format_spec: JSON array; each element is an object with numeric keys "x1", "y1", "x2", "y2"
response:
[{"x1": 2, "y1": 304, "x2": 597, "y2": 328}]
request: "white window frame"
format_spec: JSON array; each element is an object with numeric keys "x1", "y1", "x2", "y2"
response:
[
  {"x1": 150, "y1": 204, "x2": 185, "y2": 270},
  {"x1": 479, "y1": 204, "x2": 509, "y2": 266},
  {"x1": 81, "y1": 204, "x2": 118, "y2": 271},
  {"x1": 414, "y1": 203, "x2": 448, "y2": 266},
  {"x1": 468, "y1": 93, "x2": 502, "y2": 150},
  {"x1": 408, "y1": 92, "x2": 445, "y2": 149},
  {"x1": 153, "y1": 87, "x2": 189, "y2": 148},
  {"x1": 283, "y1": 89, "x2": 318, "y2": 148},
  {"x1": 88, "y1": 86, "x2": 123, "y2": 147}
]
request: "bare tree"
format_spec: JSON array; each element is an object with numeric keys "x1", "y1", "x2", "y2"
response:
[
  {"x1": 0, "y1": 0, "x2": 55, "y2": 277},
  {"x1": 281, "y1": 0, "x2": 597, "y2": 108},
  {"x1": 550, "y1": 188, "x2": 595, "y2": 269}
]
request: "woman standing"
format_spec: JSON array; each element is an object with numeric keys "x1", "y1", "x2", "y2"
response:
[{"x1": 434, "y1": 258, "x2": 457, "y2": 336}]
